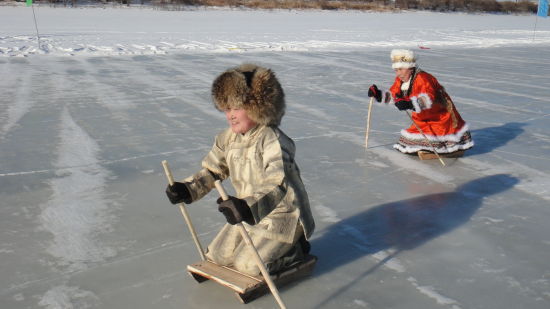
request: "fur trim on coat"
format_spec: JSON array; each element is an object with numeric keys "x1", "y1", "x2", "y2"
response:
[{"x1": 211, "y1": 64, "x2": 285, "y2": 126}]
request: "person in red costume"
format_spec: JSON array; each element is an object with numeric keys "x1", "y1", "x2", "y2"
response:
[{"x1": 368, "y1": 49, "x2": 474, "y2": 155}]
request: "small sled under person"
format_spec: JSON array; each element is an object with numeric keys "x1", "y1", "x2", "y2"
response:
[
  {"x1": 163, "y1": 160, "x2": 314, "y2": 308},
  {"x1": 187, "y1": 254, "x2": 317, "y2": 303},
  {"x1": 417, "y1": 150, "x2": 465, "y2": 160}
]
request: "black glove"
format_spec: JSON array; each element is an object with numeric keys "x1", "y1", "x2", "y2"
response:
[
  {"x1": 217, "y1": 196, "x2": 254, "y2": 225},
  {"x1": 165, "y1": 182, "x2": 191, "y2": 205},
  {"x1": 395, "y1": 98, "x2": 414, "y2": 111},
  {"x1": 368, "y1": 84, "x2": 382, "y2": 102}
]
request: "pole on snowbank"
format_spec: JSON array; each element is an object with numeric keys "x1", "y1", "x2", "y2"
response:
[{"x1": 28, "y1": 0, "x2": 42, "y2": 50}]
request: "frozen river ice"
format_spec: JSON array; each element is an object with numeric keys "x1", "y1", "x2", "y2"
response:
[{"x1": 1, "y1": 46, "x2": 550, "y2": 308}]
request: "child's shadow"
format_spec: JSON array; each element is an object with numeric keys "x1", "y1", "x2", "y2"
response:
[
  {"x1": 468, "y1": 122, "x2": 526, "y2": 156},
  {"x1": 309, "y1": 174, "x2": 518, "y2": 306}
]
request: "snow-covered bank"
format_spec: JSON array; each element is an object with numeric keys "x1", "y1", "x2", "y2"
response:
[
  {"x1": 1, "y1": 6, "x2": 550, "y2": 57},
  {"x1": 1, "y1": 5, "x2": 550, "y2": 309}
]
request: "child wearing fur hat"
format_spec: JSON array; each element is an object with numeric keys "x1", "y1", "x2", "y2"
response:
[
  {"x1": 368, "y1": 49, "x2": 474, "y2": 155},
  {"x1": 165, "y1": 64, "x2": 315, "y2": 276}
]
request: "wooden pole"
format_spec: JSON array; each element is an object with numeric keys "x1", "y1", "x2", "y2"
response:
[
  {"x1": 214, "y1": 180, "x2": 287, "y2": 309},
  {"x1": 365, "y1": 96, "x2": 374, "y2": 149},
  {"x1": 162, "y1": 160, "x2": 206, "y2": 261},
  {"x1": 405, "y1": 111, "x2": 446, "y2": 166}
]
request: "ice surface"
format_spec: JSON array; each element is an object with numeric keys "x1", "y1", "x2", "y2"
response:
[{"x1": 1, "y1": 5, "x2": 550, "y2": 309}]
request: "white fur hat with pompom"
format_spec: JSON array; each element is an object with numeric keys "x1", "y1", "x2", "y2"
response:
[{"x1": 391, "y1": 49, "x2": 416, "y2": 69}]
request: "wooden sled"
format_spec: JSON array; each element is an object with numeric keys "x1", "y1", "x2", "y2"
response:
[
  {"x1": 187, "y1": 254, "x2": 317, "y2": 304},
  {"x1": 418, "y1": 150, "x2": 465, "y2": 160}
]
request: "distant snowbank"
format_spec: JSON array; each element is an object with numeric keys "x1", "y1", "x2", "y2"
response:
[{"x1": 1, "y1": 6, "x2": 549, "y2": 57}]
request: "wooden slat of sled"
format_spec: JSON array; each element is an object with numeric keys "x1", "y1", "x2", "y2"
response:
[
  {"x1": 187, "y1": 261, "x2": 263, "y2": 294},
  {"x1": 418, "y1": 150, "x2": 465, "y2": 160},
  {"x1": 187, "y1": 255, "x2": 317, "y2": 304},
  {"x1": 238, "y1": 255, "x2": 317, "y2": 303}
]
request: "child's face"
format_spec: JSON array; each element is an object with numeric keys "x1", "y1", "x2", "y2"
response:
[
  {"x1": 225, "y1": 108, "x2": 257, "y2": 134},
  {"x1": 394, "y1": 68, "x2": 413, "y2": 82}
]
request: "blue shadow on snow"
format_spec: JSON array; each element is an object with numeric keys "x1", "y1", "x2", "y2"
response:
[
  {"x1": 468, "y1": 122, "x2": 526, "y2": 156},
  {"x1": 310, "y1": 174, "x2": 518, "y2": 277},
  {"x1": 310, "y1": 174, "x2": 518, "y2": 308}
]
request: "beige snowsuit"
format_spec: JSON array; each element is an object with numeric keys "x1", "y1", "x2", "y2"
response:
[{"x1": 182, "y1": 124, "x2": 315, "y2": 275}]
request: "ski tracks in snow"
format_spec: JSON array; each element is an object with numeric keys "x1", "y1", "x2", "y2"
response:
[
  {"x1": 40, "y1": 107, "x2": 116, "y2": 269},
  {"x1": 38, "y1": 108, "x2": 115, "y2": 306},
  {"x1": 0, "y1": 67, "x2": 33, "y2": 140},
  {"x1": 38, "y1": 285, "x2": 100, "y2": 309}
]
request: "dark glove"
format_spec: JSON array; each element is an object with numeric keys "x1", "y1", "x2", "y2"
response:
[
  {"x1": 165, "y1": 182, "x2": 191, "y2": 205},
  {"x1": 368, "y1": 84, "x2": 382, "y2": 102},
  {"x1": 395, "y1": 98, "x2": 414, "y2": 111},
  {"x1": 217, "y1": 196, "x2": 254, "y2": 225}
]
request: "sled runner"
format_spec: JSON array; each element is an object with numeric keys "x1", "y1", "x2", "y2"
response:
[
  {"x1": 418, "y1": 150, "x2": 465, "y2": 160},
  {"x1": 187, "y1": 254, "x2": 317, "y2": 304}
]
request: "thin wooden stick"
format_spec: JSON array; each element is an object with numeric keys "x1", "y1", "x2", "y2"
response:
[
  {"x1": 404, "y1": 111, "x2": 446, "y2": 166},
  {"x1": 214, "y1": 180, "x2": 287, "y2": 309},
  {"x1": 365, "y1": 96, "x2": 375, "y2": 149},
  {"x1": 162, "y1": 160, "x2": 206, "y2": 261}
]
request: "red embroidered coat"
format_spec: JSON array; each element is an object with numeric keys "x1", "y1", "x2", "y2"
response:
[{"x1": 388, "y1": 70, "x2": 469, "y2": 142}]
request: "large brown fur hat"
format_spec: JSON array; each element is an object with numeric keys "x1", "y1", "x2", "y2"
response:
[{"x1": 211, "y1": 63, "x2": 285, "y2": 126}]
